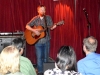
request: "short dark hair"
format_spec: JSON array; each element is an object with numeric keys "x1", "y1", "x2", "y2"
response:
[
  {"x1": 37, "y1": 5, "x2": 46, "y2": 10},
  {"x1": 12, "y1": 38, "x2": 24, "y2": 51},
  {"x1": 56, "y1": 46, "x2": 77, "y2": 71}
]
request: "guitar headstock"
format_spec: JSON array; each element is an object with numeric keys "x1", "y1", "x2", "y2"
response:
[{"x1": 56, "y1": 20, "x2": 64, "y2": 26}]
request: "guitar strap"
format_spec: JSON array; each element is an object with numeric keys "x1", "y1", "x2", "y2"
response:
[{"x1": 44, "y1": 15, "x2": 49, "y2": 37}]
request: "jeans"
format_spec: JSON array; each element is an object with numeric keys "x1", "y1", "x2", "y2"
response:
[{"x1": 35, "y1": 41, "x2": 50, "y2": 73}]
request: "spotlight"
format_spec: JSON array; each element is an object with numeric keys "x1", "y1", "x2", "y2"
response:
[{"x1": 53, "y1": 0, "x2": 59, "y2": 1}]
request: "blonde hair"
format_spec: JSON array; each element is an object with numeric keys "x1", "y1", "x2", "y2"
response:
[{"x1": 0, "y1": 45, "x2": 20, "y2": 75}]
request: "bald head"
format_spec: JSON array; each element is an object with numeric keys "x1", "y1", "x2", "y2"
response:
[
  {"x1": 83, "y1": 36, "x2": 97, "y2": 52},
  {"x1": 88, "y1": 37, "x2": 96, "y2": 44}
]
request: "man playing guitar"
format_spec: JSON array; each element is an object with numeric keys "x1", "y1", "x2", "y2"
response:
[{"x1": 25, "y1": 5, "x2": 56, "y2": 75}]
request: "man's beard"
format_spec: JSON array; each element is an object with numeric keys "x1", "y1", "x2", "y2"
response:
[{"x1": 39, "y1": 13, "x2": 45, "y2": 17}]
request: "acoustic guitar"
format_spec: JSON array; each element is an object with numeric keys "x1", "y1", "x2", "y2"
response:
[{"x1": 24, "y1": 20, "x2": 64, "y2": 45}]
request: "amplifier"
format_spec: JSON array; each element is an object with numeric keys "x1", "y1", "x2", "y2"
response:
[
  {"x1": 0, "y1": 31, "x2": 26, "y2": 56},
  {"x1": 0, "y1": 31, "x2": 23, "y2": 36}
]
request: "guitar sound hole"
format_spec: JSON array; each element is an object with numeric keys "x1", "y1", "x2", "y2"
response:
[
  {"x1": 32, "y1": 33, "x2": 40, "y2": 38},
  {"x1": 32, "y1": 33, "x2": 35, "y2": 38}
]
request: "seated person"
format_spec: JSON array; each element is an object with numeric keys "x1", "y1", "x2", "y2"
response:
[
  {"x1": 77, "y1": 36, "x2": 100, "y2": 75},
  {"x1": 12, "y1": 38, "x2": 37, "y2": 75},
  {"x1": 0, "y1": 45, "x2": 24, "y2": 75},
  {"x1": 44, "y1": 46, "x2": 82, "y2": 75}
]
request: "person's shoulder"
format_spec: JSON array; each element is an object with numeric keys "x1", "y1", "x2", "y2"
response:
[
  {"x1": 78, "y1": 57, "x2": 86, "y2": 63},
  {"x1": 31, "y1": 15, "x2": 39, "y2": 20},
  {"x1": 45, "y1": 15, "x2": 52, "y2": 18},
  {"x1": 95, "y1": 53, "x2": 100, "y2": 56},
  {"x1": 27, "y1": 15, "x2": 39, "y2": 25},
  {"x1": 89, "y1": 52, "x2": 100, "y2": 59},
  {"x1": 20, "y1": 56, "x2": 32, "y2": 63},
  {"x1": 77, "y1": 57, "x2": 88, "y2": 66},
  {"x1": 20, "y1": 56, "x2": 30, "y2": 61},
  {"x1": 94, "y1": 53, "x2": 100, "y2": 59}
]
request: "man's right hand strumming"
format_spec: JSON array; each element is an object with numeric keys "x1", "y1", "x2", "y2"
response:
[
  {"x1": 32, "y1": 29, "x2": 41, "y2": 36},
  {"x1": 26, "y1": 25, "x2": 41, "y2": 36}
]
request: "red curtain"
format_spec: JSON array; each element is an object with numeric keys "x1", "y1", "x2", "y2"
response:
[{"x1": 0, "y1": 0, "x2": 100, "y2": 64}]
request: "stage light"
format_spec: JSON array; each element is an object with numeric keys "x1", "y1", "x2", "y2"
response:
[{"x1": 53, "y1": 0, "x2": 59, "y2": 1}]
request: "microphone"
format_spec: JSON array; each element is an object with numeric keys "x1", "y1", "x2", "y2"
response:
[
  {"x1": 83, "y1": 8, "x2": 86, "y2": 12},
  {"x1": 83, "y1": 8, "x2": 88, "y2": 18}
]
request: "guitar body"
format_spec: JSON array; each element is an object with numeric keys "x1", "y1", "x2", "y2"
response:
[
  {"x1": 24, "y1": 25, "x2": 45, "y2": 45},
  {"x1": 25, "y1": 20, "x2": 64, "y2": 45}
]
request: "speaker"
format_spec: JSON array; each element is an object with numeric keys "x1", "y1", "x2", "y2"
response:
[
  {"x1": 43, "y1": 62, "x2": 55, "y2": 72},
  {"x1": 43, "y1": 57, "x2": 55, "y2": 72},
  {"x1": 0, "y1": 32, "x2": 26, "y2": 56},
  {"x1": 0, "y1": 38, "x2": 13, "y2": 53}
]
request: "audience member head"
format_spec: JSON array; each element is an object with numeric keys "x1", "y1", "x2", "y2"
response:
[
  {"x1": 0, "y1": 45, "x2": 20, "y2": 75},
  {"x1": 83, "y1": 36, "x2": 97, "y2": 54},
  {"x1": 56, "y1": 46, "x2": 77, "y2": 71},
  {"x1": 12, "y1": 38, "x2": 24, "y2": 55}
]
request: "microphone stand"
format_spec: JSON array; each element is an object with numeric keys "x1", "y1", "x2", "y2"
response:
[
  {"x1": 86, "y1": 17, "x2": 91, "y2": 37},
  {"x1": 83, "y1": 8, "x2": 91, "y2": 36}
]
